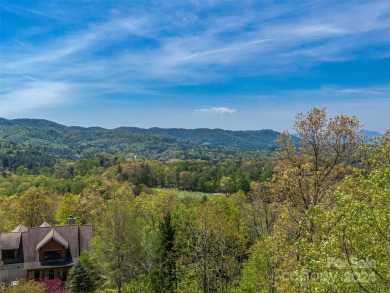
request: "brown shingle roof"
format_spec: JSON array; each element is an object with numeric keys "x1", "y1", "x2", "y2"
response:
[
  {"x1": 39, "y1": 222, "x2": 51, "y2": 228},
  {"x1": 12, "y1": 224, "x2": 28, "y2": 233},
  {"x1": 22, "y1": 225, "x2": 92, "y2": 270},
  {"x1": 0, "y1": 232, "x2": 21, "y2": 250},
  {"x1": 36, "y1": 229, "x2": 69, "y2": 250},
  {"x1": 1, "y1": 224, "x2": 92, "y2": 271}
]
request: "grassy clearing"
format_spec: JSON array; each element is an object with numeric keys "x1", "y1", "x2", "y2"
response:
[
  {"x1": 152, "y1": 187, "x2": 219, "y2": 201},
  {"x1": 178, "y1": 190, "x2": 221, "y2": 201}
]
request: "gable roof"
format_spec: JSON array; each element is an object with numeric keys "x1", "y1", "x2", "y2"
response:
[
  {"x1": 36, "y1": 229, "x2": 69, "y2": 250},
  {"x1": 0, "y1": 232, "x2": 21, "y2": 250},
  {"x1": 12, "y1": 224, "x2": 28, "y2": 233},
  {"x1": 23, "y1": 225, "x2": 92, "y2": 270},
  {"x1": 39, "y1": 222, "x2": 52, "y2": 228},
  {"x1": 0, "y1": 224, "x2": 92, "y2": 271}
]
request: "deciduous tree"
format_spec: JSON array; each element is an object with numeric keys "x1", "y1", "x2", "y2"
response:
[
  {"x1": 92, "y1": 183, "x2": 142, "y2": 292},
  {"x1": 271, "y1": 107, "x2": 362, "y2": 291},
  {"x1": 17, "y1": 187, "x2": 59, "y2": 227}
]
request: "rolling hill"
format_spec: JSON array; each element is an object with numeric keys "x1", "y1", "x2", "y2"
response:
[
  {"x1": 0, "y1": 118, "x2": 282, "y2": 149},
  {"x1": 0, "y1": 118, "x2": 284, "y2": 161}
]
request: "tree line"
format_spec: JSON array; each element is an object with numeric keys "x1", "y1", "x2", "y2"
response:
[{"x1": 0, "y1": 157, "x2": 272, "y2": 197}]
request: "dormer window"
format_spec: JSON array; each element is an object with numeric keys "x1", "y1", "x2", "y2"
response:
[
  {"x1": 0, "y1": 232, "x2": 21, "y2": 263},
  {"x1": 43, "y1": 250, "x2": 62, "y2": 261},
  {"x1": 36, "y1": 229, "x2": 69, "y2": 263},
  {"x1": 1, "y1": 249, "x2": 16, "y2": 260}
]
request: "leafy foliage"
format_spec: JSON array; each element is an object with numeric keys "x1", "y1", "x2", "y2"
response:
[
  {"x1": 17, "y1": 187, "x2": 59, "y2": 227},
  {"x1": 0, "y1": 118, "x2": 281, "y2": 169},
  {"x1": 91, "y1": 184, "x2": 143, "y2": 292},
  {"x1": 2, "y1": 279, "x2": 45, "y2": 293}
]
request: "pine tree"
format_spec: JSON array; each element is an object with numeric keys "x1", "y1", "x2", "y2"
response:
[
  {"x1": 151, "y1": 213, "x2": 176, "y2": 293},
  {"x1": 66, "y1": 260, "x2": 93, "y2": 292}
]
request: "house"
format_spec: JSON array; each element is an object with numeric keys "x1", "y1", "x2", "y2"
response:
[{"x1": 0, "y1": 217, "x2": 92, "y2": 282}]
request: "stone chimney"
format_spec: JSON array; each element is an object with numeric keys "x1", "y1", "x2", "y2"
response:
[{"x1": 68, "y1": 215, "x2": 76, "y2": 225}]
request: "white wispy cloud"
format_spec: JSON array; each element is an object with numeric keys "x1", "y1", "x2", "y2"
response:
[
  {"x1": 195, "y1": 107, "x2": 237, "y2": 114},
  {"x1": 0, "y1": 81, "x2": 73, "y2": 116},
  {"x1": 3, "y1": 1, "x2": 390, "y2": 85},
  {"x1": 4, "y1": 16, "x2": 151, "y2": 71}
]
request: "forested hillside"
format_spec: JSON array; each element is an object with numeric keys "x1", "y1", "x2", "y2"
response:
[
  {"x1": 115, "y1": 126, "x2": 281, "y2": 148},
  {"x1": 0, "y1": 118, "x2": 285, "y2": 170},
  {"x1": 0, "y1": 109, "x2": 389, "y2": 292},
  {"x1": 0, "y1": 118, "x2": 283, "y2": 150}
]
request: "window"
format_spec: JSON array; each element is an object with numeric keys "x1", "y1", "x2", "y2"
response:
[
  {"x1": 2, "y1": 250, "x2": 16, "y2": 260},
  {"x1": 34, "y1": 270, "x2": 41, "y2": 279},
  {"x1": 49, "y1": 269, "x2": 54, "y2": 279},
  {"x1": 43, "y1": 250, "x2": 62, "y2": 261}
]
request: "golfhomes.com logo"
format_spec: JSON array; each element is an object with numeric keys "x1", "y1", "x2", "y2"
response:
[{"x1": 281, "y1": 257, "x2": 377, "y2": 284}]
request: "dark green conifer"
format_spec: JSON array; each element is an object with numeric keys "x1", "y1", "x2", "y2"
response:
[{"x1": 66, "y1": 260, "x2": 94, "y2": 292}]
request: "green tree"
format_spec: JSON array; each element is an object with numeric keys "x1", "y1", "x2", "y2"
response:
[
  {"x1": 179, "y1": 171, "x2": 193, "y2": 191},
  {"x1": 219, "y1": 176, "x2": 234, "y2": 195},
  {"x1": 150, "y1": 213, "x2": 176, "y2": 293},
  {"x1": 92, "y1": 184, "x2": 142, "y2": 292},
  {"x1": 17, "y1": 187, "x2": 59, "y2": 227},
  {"x1": 233, "y1": 184, "x2": 276, "y2": 292},
  {"x1": 271, "y1": 108, "x2": 362, "y2": 291},
  {"x1": 55, "y1": 193, "x2": 79, "y2": 225},
  {"x1": 273, "y1": 107, "x2": 361, "y2": 212},
  {"x1": 66, "y1": 260, "x2": 94, "y2": 292},
  {"x1": 175, "y1": 196, "x2": 245, "y2": 293},
  {"x1": 77, "y1": 185, "x2": 106, "y2": 225},
  {"x1": 323, "y1": 130, "x2": 390, "y2": 292},
  {"x1": 235, "y1": 239, "x2": 273, "y2": 293},
  {"x1": 0, "y1": 195, "x2": 19, "y2": 231}
]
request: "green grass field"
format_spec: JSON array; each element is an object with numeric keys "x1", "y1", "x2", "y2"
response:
[
  {"x1": 152, "y1": 187, "x2": 219, "y2": 201},
  {"x1": 178, "y1": 190, "x2": 219, "y2": 201}
]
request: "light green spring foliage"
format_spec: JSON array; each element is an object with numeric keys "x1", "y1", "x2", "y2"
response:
[
  {"x1": 174, "y1": 195, "x2": 246, "y2": 293},
  {"x1": 3, "y1": 279, "x2": 45, "y2": 293},
  {"x1": 328, "y1": 130, "x2": 390, "y2": 292},
  {"x1": 234, "y1": 239, "x2": 273, "y2": 293},
  {"x1": 270, "y1": 108, "x2": 365, "y2": 292},
  {"x1": 0, "y1": 195, "x2": 18, "y2": 231},
  {"x1": 17, "y1": 187, "x2": 59, "y2": 227},
  {"x1": 91, "y1": 183, "x2": 141, "y2": 293},
  {"x1": 55, "y1": 193, "x2": 79, "y2": 225}
]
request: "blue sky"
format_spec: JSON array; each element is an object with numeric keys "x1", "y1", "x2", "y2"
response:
[{"x1": 1, "y1": 0, "x2": 389, "y2": 132}]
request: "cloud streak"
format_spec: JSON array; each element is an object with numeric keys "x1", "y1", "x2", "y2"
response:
[
  {"x1": 3, "y1": 0, "x2": 390, "y2": 88},
  {"x1": 0, "y1": 81, "x2": 73, "y2": 116},
  {"x1": 195, "y1": 107, "x2": 237, "y2": 114}
]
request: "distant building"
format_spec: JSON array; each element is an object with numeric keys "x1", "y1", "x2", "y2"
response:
[{"x1": 0, "y1": 217, "x2": 92, "y2": 282}]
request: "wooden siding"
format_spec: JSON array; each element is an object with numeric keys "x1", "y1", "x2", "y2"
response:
[{"x1": 38, "y1": 239, "x2": 65, "y2": 262}]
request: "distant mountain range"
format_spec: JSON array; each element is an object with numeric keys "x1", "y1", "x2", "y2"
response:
[
  {"x1": 0, "y1": 118, "x2": 286, "y2": 160},
  {"x1": 359, "y1": 130, "x2": 383, "y2": 139},
  {"x1": 292, "y1": 130, "x2": 382, "y2": 139},
  {"x1": 0, "y1": 117, "x2": 383, "y2": 164},
  {"x1": 0, "y1": 117, "x2": 281, "y2": 147}
]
